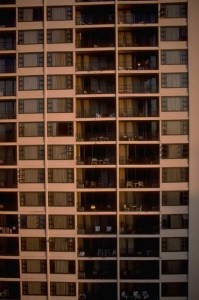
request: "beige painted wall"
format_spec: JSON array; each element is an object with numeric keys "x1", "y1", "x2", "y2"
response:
[{"x1": 188, "y1": 0, "x2": 199, "y2": 298}]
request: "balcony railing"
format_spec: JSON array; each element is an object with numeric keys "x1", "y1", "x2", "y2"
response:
[
  {"x1": 118, "y1": 14, "x2": 157, "y2": 24},
  {"x1": 0, "y1": 88, "x2": 16, "y2": 96},
  {"x1": 119, "y1": 108, "x2": 158, "y2": 117},
  {"x1": 120, "y1": 179, "x2": 159, "y2": 189},
  {"x1": 78, "y1": 225, "x2": 116, "y2": 234},
  {"x1": 119, "y1": 132, "x2": 159, "y2": 141},
  {"x1": 76, "y1": 109, "x2": 116, "y2": 118},
  {"x1": 120, "y1": 224, "x2": 159, "y2": 235},
  {"x1": 120, "y1": 248, "x2": 159, "y2": 257},
  {"x1": 76, "y1": 86, "x2": 115, "y2": 94},
  {"x1": 76, "y1": 39, "x2": 114, "y2": 48},
  {"x1": 76, "y1": 132, "x2": 116, "y2": 142},
  {"x1": 76, "y1": 62, "x2": 115, "y2": 71},
  {"x1": 0, "y1": 41, "x2": 16, "y2": 50},
  {"x1": 119, "y1": 156, "x2": 159, "y2": 165},
  {"x1": 76, "y1": 156, "x2": 115, "y2": 165},
  {"x1": 77, "y1": 180, "x2": 115, "y2": 189},
  {"x1": 76, "y1": 15, "x2": 114, "y2": 25},
  {"x1": 78, "y1": 248, "x2": 116, "y2": 257},
  {"x1": 119, "y1": 84, "x2": 158, "y2": 94}
]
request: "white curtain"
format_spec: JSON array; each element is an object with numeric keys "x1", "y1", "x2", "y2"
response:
[
  {"x1": 51, "y1": 7, "x2": 66, "y2": 20},
  {"x1": 23, "y1": 53, "x2": 38, "y2": 67},
  {"x1": 51, "y1": 30, "x2": 66, "y2": 43},
  {"x1": 162, "y1": 96, "x2": 188, "y2": 111},
  {"x1": 23, "y1": 76, "x2": 38, "y2": 90}
]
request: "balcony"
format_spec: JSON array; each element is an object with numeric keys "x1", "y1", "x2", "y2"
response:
[
  {"x1": 0, "y1": 237, "x2": 19, "y2": 256},
  {"x1": 120, "y1": 167, "x2": 160, "y2": 189},
  {"x1": 76, "y1": 121, "x2": 116, "y2": 142},
  {"x1": 78, "y1": 237, "x2": 116, "y2": 257},
  {"x1": 120, "y1": 215, "x2": 160, "y2": 235},
  {"x1": 78, "y1": 215, "x2": 116, "y2": 235},
  {"x1": 0, "y1": 55, "x2": 16, "y2": 73},
  {"x1": 0, "y1": 146, "x2": 17, "y2": 165},
  {"x1": 0, "y1": 192, "x2": 18, "y2": 211},
  {"x1": 0, "y1": 282, "x2": 20, "y2": 300},
  {"x1": 0, "y1": 101, "x2": 16, "y2": 119},
  {"x1": 119, "y1": 145, "x2": 159, "y2": 165},
  {"x1": 0, "y1": 169, "x2": 17, "y2": 188},
  {"x1": 0, "y1": 214, "x2": 18, "y2": 234},
  {"x1": 0, "y1": 32, "x2": 16, "y2": 50},
  {"x1": 77, "y1": 168, "x2": 116, "y2": 189},
  {"x1": 120, "y1": 260, "x2": 159, "y2": 280},
  {"x1": 77, "y1": 192, "x2": 116, "y2": 212},
  {"x1": 79, "y1": 283, "x2": 117, "y2": 300},
  {"x1": 118, "y1": 28, "x2": 158, "y2": 47},
  {"x1": 76, "y1": 5, "x2": 114, "y2": 25},
  {"x1": 120, "y1": 191, "x2": 160, "y2": 212},
  {"x1": 118, "y1": 51, "x2": 158, "y2": 71},
  {"x1": 0, "y1": 79, "x2": 16, "y2": 96},
  {"x1": 76, "y1": 29, "x2": 115, "y2": 48},
  {"x1": 76, "y1": 145, "x2": 116, "y2": 165},
  {"x1": 76, "y1": 97, "x2": 116, "y2": 118},
  {"x1": 120, "y1": 237, "x2": 159, "y2": 257},
  {"x1": 119, "y1": 120, "x2": 159, "y2": 142},
  {"x1": 0, "y1": 260, "x2": 19, "y2": 278},
  {"x1": 120, "y1": 283, "x2": 159, "y2": 300},
  {"x1": 118, "y1": 5, "x2": 158, "y2": 25},
  {"x1": 0, "y1": 8, "x2": 16, "y2": 27},
  {"x1": 78, "y1": 260, "x2": 117, "y2": 279},
  {"x1": 119, "y1": 97, "x2": 159, "y2": 117},
  {"x1": 0, "y1": 123, "x2": 16, "y2": 142},
  {"x1": 76, "y1": 75, "x2": 115, "y2": 95}
]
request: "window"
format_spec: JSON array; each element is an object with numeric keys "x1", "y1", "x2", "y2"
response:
[
  {"x1": 161, "y1": 144, "x2": 189, "y2": 159},
  {"x1": 50, "y1": 260, "x2": 75, "y2": 274},
  {"x1": 47, "y1": 6, "x2": 72, "y2": 21},
  {"x1": 22, "y1": 259, "x2": 46, "y2": 273},
  {"x1": 47, "y1": 122, "x2": 73, "y2": 136},
  {"x1": 0, "y1": 79, "x2": 16, "y2": 96},
  {"x1": 162, "y1": 167, "x2": 188, "y2": 182},
  {"x1": 162, "y1": 214, "x2": 188, "y2": 229},
  {"x1": 0, "y1": 123, "x2": 16, "y2": 142},
  {"x1": 47, "y1": 75, "x2": 73, "y2": 89},
  {"x1": 19, "y1": 76, "x2": 44, "y2": 90},
  {"x1": 47, "y1": 29, "x2": 72, "y2": 43},
  {"x1": 20, "y1": 192, "x2": 45, "y2": 206},
  {"x1": 21, "y1": 237, "x2": 46, "y2": 251},
  {"x1": 47, "y1": 52, "x2": 73, "y2": 67},
  {"x1": 49, "y1": 237, "x2": 75, "y2": 252},
  {"x1": 18, "y1": 168, "x2": 45, "y2": 183},
  {"x1": 18, "y1": 7, "x2": 43, "y2": 22},
  {"x1": 161, "y1": 96, "x2": 188, "y2": 111},
  {"x1": 18, "y1": 30, "x2": 44, "y2": 44},
  {"x1": 50, "y1": 282, "x2": 76, "y2": 296},
  {"x1": 0, "y1": 100, "x2": 16, "y2": 119},
  {"x1": 48, "y1": 192, "x2": 74, "y2": 207},
  {"x1": 162, "y1": 237, "x2": 188, "y2": 252},
  {"x1": 49, "y1": 215, "x2": 74, "y2": 229},
  {"x1": 162, "y1": 120, "x2": 188, "y2": 135},
  {"x1": 161, "y1": 26, "x2": 187, "y2": 41},
  {"x1": 162, "y1": 283, "x2": 188, "y2": 297},
  {"x1": 48, "y1": 168, "x2": 74, "y2": 183},
  {"x1": 47, "y1": 98, "x2": 73, "y2": 113},
  {"x1": 20, "y1": 215, "x2": 46, "y2": 229},
  {"x1": 22, "y1": 282, "x2": 47, "y2": 296},
  {"x1": 18, "y1": 99, "x2": 44, "y2": 114},
  {"x1": 162, "y1": 260, "x2": 188, "y2": 274},
  {"x1": 161, "y1": 50, "x2": 187, "y2": 65},
  {"x1": 19, "y1": 145, "x2": 44, "y2": 160},
  {"x1": 19, "y1": 122, "x2": 44, "y2": 137},
  {"x1": 48, "y1": 145, "x2": 73, "y2": 160},
  {"x1": 161, "y1": 73, "x2": 188, "y2": 88},
  {"x1": 160, "y1": 4, "x2": 187, "y2": 18},
  {"x1": 18, "y1": 53, "x2": 44, "y2": 67},
  {"x1": 162, "y1": 191, "x2": 189, "y2": 206}
]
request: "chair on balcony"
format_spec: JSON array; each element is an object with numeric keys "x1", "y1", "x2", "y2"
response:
[
  {"x1": 142, "y1": 291, "x2": 149, "y2": 299},
  {"x1": 138, "y1": 181, "x2": 144, "y2": 187},
  {"x1": 133, "y1": 291, "x2": 141, "y2": 299},
  {"x1": 106, "y1": 226, "x2": 112, "y2": 232},
  {"x1": 95, "y1": 226, "x2": 100, "y2": 232},
  {"x1": 91, "y1": 158, "x2": 97, "y2": 164},
  {"x1": 91, "y1": 205, "x2": 96, "y2": 211},
  {"x1": 127, "y1": 181, "x2": 133, "y2": 188},
  {"x1": 103, "y1": 158, "x2": 109, "y2": 164},
  {"x1": 79, "y1": 293, "x2": 86, "y2": 299}
]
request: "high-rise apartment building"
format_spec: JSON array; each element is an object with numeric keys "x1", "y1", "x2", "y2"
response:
[{"x1": 0, "y1": 0, "x2": 199, "y2": 299}]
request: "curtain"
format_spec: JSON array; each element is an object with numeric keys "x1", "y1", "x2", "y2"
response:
[
  {"x1": 163, "y1": 191, "x2": 181, "y2": 205},
  {"x1": 22, "y1": 146, "x2": 39, "y2": 159},
  {"x1": 22, "y1": 192, "x2": 41, "y2": 206},
  {"x1": 55, "y1": 282, "x2": 69, "y2": 295},
  {"x1": 24, "y1": 169, "x2": 40, "y2": 182},
  {"x1": 167, "y1": 238, "x2": 181, "y2": 251},
  {"x1": 23, "y1": 8, "x2": 33, "y2": 21},
  {"x1": 163, "y1": 121, "x2": 186, "y2": 135},
  {"x1": 170, "y1": 215, "x2": 182, "y2": 228},
  {"x1": 162, "y1": 168, "x2": 186, "y2": 182},
  {"x1": 51, "y1": 52, "x2": 66, "y2": 66},
  {"x1": 23, "y1": 53, "x2": 38, "y2": 67},
  {"x1": 162, "y1": 96, "x2": 188, "y2": 111},
  {"x1": 50, "y1": 215, "x2": 69, "y2": 229},
  {"x1": 51, "y1": 7, "x2": 66, "y2": 20},
  {"x1": 51, "y1": 30, "x2": 66, "y2": 43},
  {"x1": 26, "y1": 260, "x2": 41, "y2": 273},
  {"x1": 23, "y1": 31, "x2": 38, "y2": 44},
  {"x1": 23, "y1": 123, "x2": 39, "y2": 136},
  {"x1": 26, "y1": 238, "x2": 40, "y2": 251},
  {"x1": 27, "y1": 282, "x2": 42, "y2": 295},
  {"x1": 23, "y1": 76, "x2": 38, "y2": 90},
  {"x1": 54, "y1": 260, "x2": 69, "y2": 273},
  {"x1": 164, "y1": 27, "x2": 180, "y2": 41},
  {"x1": 50, "y1": 169, "x2": 69, "y2": 183}
]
